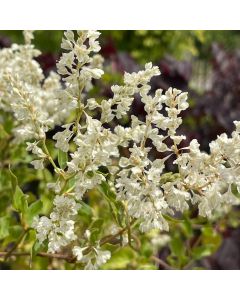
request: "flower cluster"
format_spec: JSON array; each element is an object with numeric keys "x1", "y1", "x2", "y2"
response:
[
  {"x1": 0, "y1": 36, "x2": 65, "y2": 143},
  {"x1": 3, "y1": 30, "x2": 240, "y2": 269},
  {"x1": 33, "y1": 195, "x2": 80, "y2": 253},
  {"x1": 72, "y1": 229, "x2": 111, "y2": 270}
]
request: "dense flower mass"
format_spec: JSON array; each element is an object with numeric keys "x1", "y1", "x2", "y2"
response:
[
  {"x1": 33, "y1": 195, "x2": 80, "y2": 253},
  {"x1": 1, "y1": 30, "x2": 240, "y2": 269}
]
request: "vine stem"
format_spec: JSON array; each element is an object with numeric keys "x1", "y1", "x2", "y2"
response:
[
  {"x1": 150, "y1": 256, "x2": 175, "y2": 270},
  {"x1": 74, "y1": 76, "x2": 84, "y2": 133},
  {"x1": 0, "y1": 221, "x2": 137, "y2": 263},
  {"x1": 4, "y1": 228, "x2": 31, "y2": 261},
  {"x1": 1, "y1": 252, "x2": 176, "y2": 270},
  {"x1": 0, "y1": 251, "x2": 73, "y2": 261},
  {"x1": 99, "y1": 219, "x2": 136, "y2": 246},
  {"x1": 41, "y1": 139, "x2": 59, "y2": 171}
]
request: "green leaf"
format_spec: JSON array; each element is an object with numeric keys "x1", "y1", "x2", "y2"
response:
[
  {"x1": 13, "y1": 185, "x2": 28, "y2": 213},
  {"x1": 32, "y1": 240, "x2": 43, "y2": 257},
  {"x1": 9, "y1": 166, "x2": 28, "y2": 213},
  {"x1": 79, "y1": 201, "x2": 93, "y2": 216},
  {"x1": 181, "y1": 217, "x2": 193, "y2": 237},
  {"x1": 100, "y1": 181, "x2": 116, "y2": 200},
  {"x1": 170, "y1": 235, "x2": 184, "y2": 258},
  {"x1": 99, "y1": 181, "x2": 124, "y2": 226},
  {"x1": 0, "y1": 124, "x2": 9, "y2": 139},
  {"x1": 9, "y1": 225, "x2": 23, "y2": 240},
  {"x1": 30, "y1": 239, "x2": 48, "y2": 267},
  {"x1": 58, "y1": 149, "x2": 68, "y2": 169},
  {"x1": 90, "y1": 218, "x2": 104, "y2": 230},
  {"x1": 163, "y1": 214, "x2": 183, "y2": 224},
  {"x1": 90, "y1": 218, "x2": 104, "y2": 243},
  {"x1": 201, "y1": 227, "x2": 222, "y2": 252},
  {"x1": 26, "y1": 200, "x2": 43, "y2": 225},
  {"x1": 102, "y1": 247, "x2": 136, "y2": 270},
  {"x1": 8, "y1": 166, "x2": 17, "y2": 193},
  {"x1": 0, "y1": 216, "x2": 10, "y2": 239},
  {"x1": 192, "y1": 245, "x2": 213, "y2": 260}
]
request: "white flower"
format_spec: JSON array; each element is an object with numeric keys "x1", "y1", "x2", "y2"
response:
[
  {"x1": 64, "y1": 30, "x2": 75, "y2": 42},
  {"x1": 165, "y1": 186, "x2": 190, "y2": 212},
  {"x1": 32, "y1": 195, "x2": 80, "y2": 253},
  {"x1": 53, "y1": 124, "x2": 73, "y2": 152},
  {"x1": 95, "y1": 249, "x2": 111, "y2": 266},
  {"x1": 87, "y1": 98, "x2": 99, "y2": 110},
  {"x1": 101, "y1": 100, "x2": 114, "y2": 123},
  {"x1": 47, "y1": 181, "x2": 62, "y2": 193},
  {"x1": 234, "y1": 121, "x2": 240, "y2": 132},
  {"x1": 72, "y1": 246, "x2": 84, "y2": 261},
  {"x1": 31, "y1": 159, "x2": 45, "y2": 170},
  {"x1": 33, "y1": 216, "x2": 52, "y2": 244},
  {"x1": 73, "y1": 245, "x2": 111, "y2": 269},
  {"x1": 81, "y1": 67, "x2": 104, "y2": 80},
  {"x1": 23, "y1": 30, "x2": 34, "y2": 45}
]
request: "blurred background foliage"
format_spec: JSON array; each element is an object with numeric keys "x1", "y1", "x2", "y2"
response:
[
  {"x1": 2, "y1": 30, "x2": 240, "y2": 61},
  {"x1": 1, "y1": 30, "x2": 240, "y2": 270}
]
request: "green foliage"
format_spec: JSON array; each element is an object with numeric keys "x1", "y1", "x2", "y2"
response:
[
  {"x1": 9, "y1": 167, "x2": 28, "y2": 213},
  {"x1": 26, "y1": 201, "x2": 43, "y2": 225},
  {"x1": 2, "y1": 30, "x2": 240, "y2": 63},
  {"x1": 57, "y1": 149, "x2": 68, "y2": 170},
  {"x1": 103, "y1": 30, "x2": 240, "y2": 62},
  {"x1": 0, "y1": 216, "x2": 11, "y2": 239}
]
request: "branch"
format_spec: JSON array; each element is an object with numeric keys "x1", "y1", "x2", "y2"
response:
[
  {"x1": 99, "y1": 219, "x2": 136, "y2": 246},
  {"x1": 1, "y1": 221, "x2": 138, "y2": 264},
  {"x1": 0, "y1": 251, "x2": 74, "y2": 262},
  {"x1": 4, "y1": 228, "x2": 30, "y2": 261}
]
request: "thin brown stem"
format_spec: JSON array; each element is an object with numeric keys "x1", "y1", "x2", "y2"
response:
[
  {"x1": 4, "y1": 228, "x2": 31, "y2": 261},
  {"x1": 0, "y1": 251, "x2": 73, "y2": 262},
  {"x1": 99, "y1": 220, "x2": 136, "y2": 246},
  {"x1": 0, "y1": 221, "x2": 137, "y2": 264},
  {"x1": 151, "y1": 255, "x2": 175, "y2": 270},
  {"x1": 41, "y1": 139, "x2": 59, "y2": 172}
]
